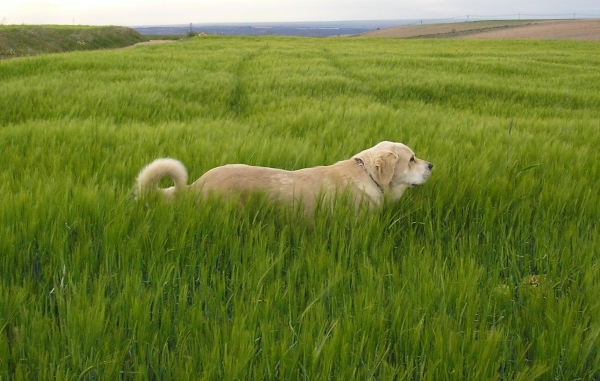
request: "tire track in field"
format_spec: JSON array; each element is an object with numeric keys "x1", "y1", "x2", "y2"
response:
[
  {"x1": 321, "y1": 47, "x2": 390, "y2": 107},
  {"x1": 321, "y1": 47, "x2": 452, "y2": 111},
  {"x1": 227, "y1": 44, "x2": 269, "y2": 117}
]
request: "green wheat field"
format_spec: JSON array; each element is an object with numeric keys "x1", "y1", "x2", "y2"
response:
[{"x1": 1, "y1": 36, "x2": 599, "y2": 380}]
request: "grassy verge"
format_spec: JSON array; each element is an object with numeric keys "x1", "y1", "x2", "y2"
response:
[
  {"x1": 0, "y1": 25, "x2": 146, "y2": 59},
  {"x1": 0, "y1": 36, "x2": 599, "y2": 379}
]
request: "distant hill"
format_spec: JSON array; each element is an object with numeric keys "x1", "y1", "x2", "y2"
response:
[
  {"x1": 359, "y1": 19, "x2": 600, "y2": 40},
  {"x1": 459, "y1": 19, "x2": 600, "y2": 40},
  {"x1": 0, "y1": 26, "x2": 146, "y2": 59},
  {"x1": 133, "y1": 20, "x2": 416, "y2": 37},
  {"x1": 132, "y1": 18, "x2": 600, "y2": 38},
  {"x1": 359, "y1": 20, "x2": 537, "y2": 38},
  {"x1": 135, "y1": 25, "x2": 367, "y2": 37}
]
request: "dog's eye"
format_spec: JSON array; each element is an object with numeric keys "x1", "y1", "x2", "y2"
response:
[{"x1": 410, "y1": 156, "x2": 415, "y2": 163}]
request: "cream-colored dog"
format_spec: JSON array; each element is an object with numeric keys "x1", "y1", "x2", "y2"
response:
[{"x1": 136, "y1": 141, "x2": 432, "y2": 214}]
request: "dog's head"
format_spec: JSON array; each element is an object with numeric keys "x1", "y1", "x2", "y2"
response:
[{"x1": 355, "y1": 141, "x2": 433, "y2": 201}]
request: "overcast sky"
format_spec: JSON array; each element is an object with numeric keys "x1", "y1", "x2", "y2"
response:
[{"x1": 3, "y1": 0, "x2": 600, "y2": 26}]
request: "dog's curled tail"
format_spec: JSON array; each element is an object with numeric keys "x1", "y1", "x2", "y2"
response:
[{"x1": 136, "y1": 158, "x2": 189, "y2": 200}]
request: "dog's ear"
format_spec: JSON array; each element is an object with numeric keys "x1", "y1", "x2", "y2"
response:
[{"x1": 374, "y1": 151, "x2": 399, "y2": 187}]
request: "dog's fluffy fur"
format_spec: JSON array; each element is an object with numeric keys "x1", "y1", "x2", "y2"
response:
[{"x1": 136, "y1": 141, "x2": 432, "y2": 214}]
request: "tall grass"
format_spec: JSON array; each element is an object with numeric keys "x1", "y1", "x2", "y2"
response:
[{"x1": 1, "y1": 36, "x2": 599, "y2": 380}]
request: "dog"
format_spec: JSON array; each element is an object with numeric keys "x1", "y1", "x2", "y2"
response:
[{"x1": 136, "y1": 141, "x2": 433, "y2": 215}]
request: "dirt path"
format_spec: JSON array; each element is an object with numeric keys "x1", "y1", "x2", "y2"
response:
[{"x1": 120, "y1": 40, "x2": 178, "y2": 49}]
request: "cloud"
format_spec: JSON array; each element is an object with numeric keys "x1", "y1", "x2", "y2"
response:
[{"x1": 3, "y1": 0, "x2": 600, "y2": 25}]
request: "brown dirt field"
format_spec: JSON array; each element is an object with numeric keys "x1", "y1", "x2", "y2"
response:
[
  {"x1": 358, "y1": 19, "x2": 600, "y2": 41},
  {"x1": 460, "y1": 19, "x2": 600, "y2": 40}
]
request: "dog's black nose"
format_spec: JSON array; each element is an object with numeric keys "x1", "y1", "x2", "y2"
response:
[{"x1": 428, "y1": 163, "x2": 434, "y2": 170}]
